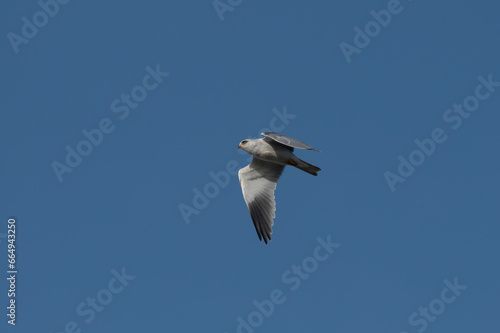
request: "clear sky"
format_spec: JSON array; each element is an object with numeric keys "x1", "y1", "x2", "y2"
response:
[{"x1": 1, "y1": 1, "x2": 500, "y2": 332}]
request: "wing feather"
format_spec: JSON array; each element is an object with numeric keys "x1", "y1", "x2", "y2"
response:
[
  {"x1": 262, "y1": 132, "x2": 320, "y2": 151},
  {"x1": 238, "y1": 157, "x2": 285, "y2": 244}
]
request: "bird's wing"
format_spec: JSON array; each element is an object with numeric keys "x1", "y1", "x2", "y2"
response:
[
  {"x1": 238, "y1": 157, "x2": 285, "y2": 244},
  {"x1": 262, "y1": 132, "x2": 320, "y2": 151}
]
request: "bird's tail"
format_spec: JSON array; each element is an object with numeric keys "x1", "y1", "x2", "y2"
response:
[{"x1": 290, "y1": 157, "x2": 321, "y2": 176}]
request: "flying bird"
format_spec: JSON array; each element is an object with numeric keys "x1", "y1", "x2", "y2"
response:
[{"x1": 238, "y1": 132, "x2": 321, "y2": 244}]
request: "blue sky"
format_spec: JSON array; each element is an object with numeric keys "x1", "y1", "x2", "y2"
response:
[{"x1": 1, "y1": 0, "x2": 500, "y2": 332}]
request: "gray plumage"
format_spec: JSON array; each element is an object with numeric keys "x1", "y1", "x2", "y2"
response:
[
  {"x1": 237, "y1": 132, "x2": 321, "y2": 244},
  {"x1": 262, "y1": 132, "x2": 320, "y2": 151}
]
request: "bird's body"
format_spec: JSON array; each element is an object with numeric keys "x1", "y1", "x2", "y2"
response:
[
  {"x1": 237, "y1": 132, "x2": 321, "y2": 244},
  {"x1": 241, "y1": 139, "x2": 292, "y2": 165}
]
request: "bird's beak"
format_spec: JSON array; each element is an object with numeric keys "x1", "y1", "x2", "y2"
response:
[{"x1": 238, "y1": 144, "x2": 242, "y2": 149}]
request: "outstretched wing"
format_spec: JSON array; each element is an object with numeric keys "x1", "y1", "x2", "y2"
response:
[
  {"x1": 262, "y1": 132, "x2": 320, "y2": 151},
  {"x1": 238, "y1": 157, "x2": 285, "y2": 244}
]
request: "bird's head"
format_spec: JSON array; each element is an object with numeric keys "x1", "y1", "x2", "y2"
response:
[{"x1": 238, "y1": 139, "x2": 256, "y2": 153}]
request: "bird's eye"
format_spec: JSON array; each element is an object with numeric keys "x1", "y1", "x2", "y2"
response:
[{"x1": 241, "y1": 140, "x2": 248, "y2": 145}]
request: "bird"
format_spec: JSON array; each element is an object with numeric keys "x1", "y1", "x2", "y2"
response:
[{"x1": 237, "y1": 132, "x2": 321, "y2": 244}]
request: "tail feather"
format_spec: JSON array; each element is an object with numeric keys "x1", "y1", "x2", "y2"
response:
[{"x1": 293, "y1": 158, "x2": 321, "y2": 176}]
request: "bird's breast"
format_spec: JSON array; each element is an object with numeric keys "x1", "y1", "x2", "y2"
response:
[{"x1": 254, "y1": 144, "x2": 291, "y2": 165}]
